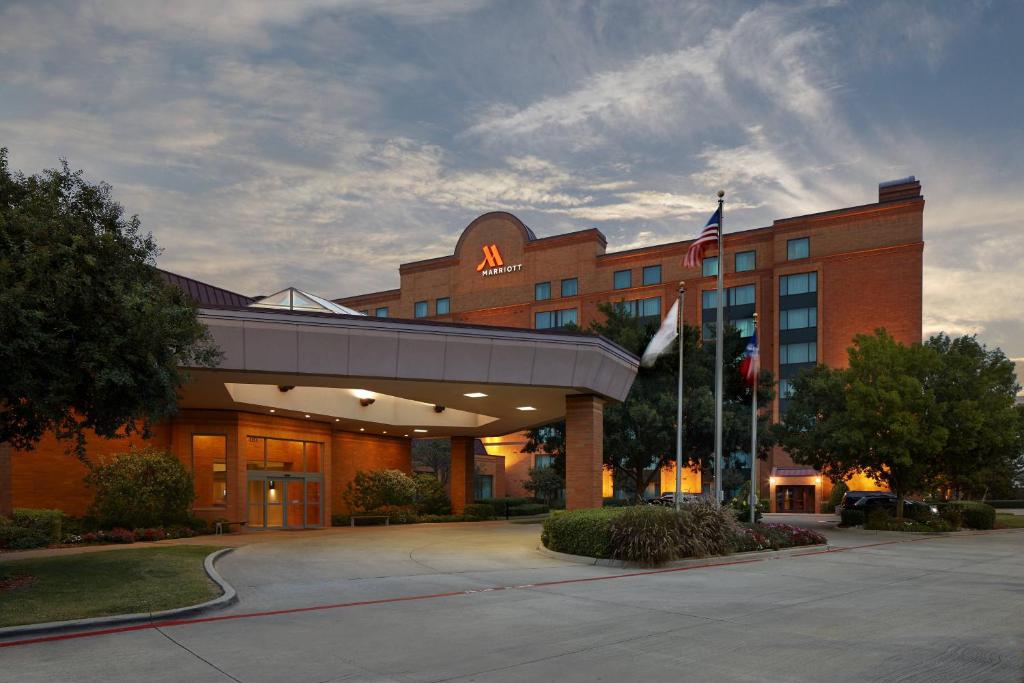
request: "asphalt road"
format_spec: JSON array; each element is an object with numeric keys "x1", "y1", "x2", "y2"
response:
[{"x1": 2, "y1": 517, "x2": 1022, "y2": 682}]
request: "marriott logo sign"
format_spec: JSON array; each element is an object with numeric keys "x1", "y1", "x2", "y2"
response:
[{"x1": 475, "y1": 244, "x2": 523, "y2": 277}]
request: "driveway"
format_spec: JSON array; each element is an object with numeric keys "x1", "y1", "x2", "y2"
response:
[{"x1": 2, "y1": 520, "x2": 1022, "y2": 682}]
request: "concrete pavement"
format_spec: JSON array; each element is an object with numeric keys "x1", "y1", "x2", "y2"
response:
[{"x1": 2, "y1": 520, "x2": 1022, "y2": 682}]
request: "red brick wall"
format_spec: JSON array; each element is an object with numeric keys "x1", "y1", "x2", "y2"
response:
[{"x1": 331, "y1": 431, "x2": 412, "y2": 514}]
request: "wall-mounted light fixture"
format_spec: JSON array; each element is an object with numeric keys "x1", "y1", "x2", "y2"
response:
[
  {"x1": 268, "y1": 480, "x2": 276, "y2": 490},
  {"x1": 433, "y1": 405, "x2": 446, "y2": 413},
  {"x1": 278, "y1": 385, "x2": 295, "y2": 392},
  {"x1": 359, "y1": 397, "x2": 376, "y2": 407}
]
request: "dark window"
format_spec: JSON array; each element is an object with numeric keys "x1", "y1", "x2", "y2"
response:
[
  {"x1": 703, "y1": 256, "x2": 718, "y2": 277},
  {"x1": 374, "y1": 307, "x2": 388, "y2": 317},
  {"x1": 728, "y1": 284, "x2": 755, "y2": 306},
  {"x1": 735, "y1": 251, "x2": 756, "y2": 272},
  {"x1": 617, "y1": 297, "x2": 661, "y2": 320},
  {"x1": 535, "y1": 309, "x2": 578, "y2": 329},
  {"x1": 535, "y1": 282, "x2": 551, "y2": 301},
  {"x1": 414, "y1": 301, "x2": 428, "y2": 318},
  {"x1": 642, "y1": 265, "x2": 661, "y2": 286},
  {"x1": 613, "y1": 270, "x2": 632, "y2": 290},
  {"x1": 780, "y1": 307, "x2": 816, "y2": 330},
  {"x1": 435, "y1": 297, "x2": 450, "y2": 315},
  {"x1": 474, "y1": 474, "x2": 493, "y2": 501},
  {"x1": 780, "y1": 272, "x2": 817, "y2": 296},
  {"x1": 535, "y1": 455, "x2": 556, "y2": 470},
  {"x1": 561, "y1": 278, "x2": 578, "y2": 297},
  {"x1": 780, "y1": 342, "x2": 816, "y2": 364},
  {"x1": 787, "y1": 237, "x2": 809, "y2": 260},
  {"x1": 702, "y1": 290, "x2": 717, "y2": 309}
]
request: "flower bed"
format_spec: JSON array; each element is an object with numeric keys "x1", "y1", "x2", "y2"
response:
[{"x1": 732, "y1": 523, "x2": 828, "y2": 552}]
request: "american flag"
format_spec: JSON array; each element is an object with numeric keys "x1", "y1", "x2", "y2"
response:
[
  {"x1": 683, "y1": 206, "x2": 721, "y2": 268},
  {"x1": 739, "y1": 331, "x2": 759, "y2": 387}
]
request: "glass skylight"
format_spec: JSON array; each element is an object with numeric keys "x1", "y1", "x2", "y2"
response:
[{"x1": 249, "y1": 287, "x2": 364, "y2": 315}]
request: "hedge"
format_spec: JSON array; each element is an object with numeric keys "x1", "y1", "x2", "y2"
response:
[
  {"x1": 462, "y1": 503, "x2": 496, "y2": 520},
  {"x1": 977, "y1": 500, "x2": 1024, "y2": 510},
  {"x1": 0, "y1": 524, "x2": 50, "y2": 549},
  {"x1": 941, "y1": 501, "x2": 996, "y2": 530},
  {"x1": 541, "y1": 508, "x2": 619, "y2": 559},
  {"x1": 11, "y1": 508, "x2": 63, "y2": 544},
  {"x1": 840, "y1": 508, "x2": 866, "y2": 527}
]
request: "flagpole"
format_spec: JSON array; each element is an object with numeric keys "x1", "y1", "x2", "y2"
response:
[
  {"x1": 713, "y1": 190, "x2": 725, "y2": 508},
  {"x1": 749, "y1": 312, "x2": 758, "y2": 524},
  {"x1": 675, "y1": 282, "x2": 685, "y2": 511}
]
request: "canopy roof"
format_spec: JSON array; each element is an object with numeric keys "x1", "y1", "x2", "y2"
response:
[{"x1": 250, "y1": 287, "x2": 364, "y2": 315}]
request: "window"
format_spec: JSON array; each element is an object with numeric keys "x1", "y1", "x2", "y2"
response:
[
  {"x1": 535, "y1": 308, "x2": 578, "y2": 329},
  {"x1": 535, "y1": 454, "x2": 556, "y2": 470},
  {"x1": 732, "y1": 318, "x2": 755, "y2": 337},
  {"x1": 642, "y1": 265, "x2": 662, "y2": 286},
  {"x1": 374, "y1": 306, "x2": 389, "y2": 317},
  {"x1": 787, "y1": 237, "x2": 809, "y2": 260},
  {"x1": 780, "y1": 307, "x2": 817, "y2": 330},
  {"x1": 535, "y1": 281, "x2": 551, "y2": 301},
  {"x1": 703, "y1": 256, "x2": 719, "y2": 277},
  {"x1": 414, "y1": 300, "x2": 428, "y2": 318},
  {"x1": 474, "y1": 474, "x2": 493, "y2": 501},
  {"x1": 561, "y1": 278, "x2": 578, "y2": 297},
  {"x1": 702, "y1": 322, "x2": 715, "y2": 341},
  {"x1": 735, "y1": 251, "x2": 756, "y2": 272},
  {"x1": 779, "y1": 272, "x2": 817, "y2": 296},
  {"x1": 192, "y1": 435, "x2": 227, "y2": 508},
  {"x1": 613, "y1": 270, "x2": 632, "y2": 289},
  {"x1": 728, "y1": 284, "x2": 755, "y2": 306},
  {"x1": 779, "y1": 379, "x2": 795, "y2": 398},
  {"x1": 617, "y1": 297, "x2": 661, "y2": 320},
  {"x1": 780, "y1": 342, "x2": 817, "y2": 364},
  {"x1": 702, "y1": 290, "x2": 717, "y2": 309},
  {"x1": 435, "y1": 297, "x2": 450, "y2": 315}
]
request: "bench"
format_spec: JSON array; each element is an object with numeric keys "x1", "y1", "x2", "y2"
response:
[
  {"x1": 350, "y1": 515, "x2": 391, "y2": 527},
  {"x1": 215, "y1": 520, "x2": 247, "y2": 535}
]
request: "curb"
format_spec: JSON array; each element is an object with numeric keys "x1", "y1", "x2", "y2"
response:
[
  {"x1": 536, "y1": 543, "x2": 831, "y2": 569},
  {"x1": 0, "y1": 547, "x2": 238, "y2": 639}
]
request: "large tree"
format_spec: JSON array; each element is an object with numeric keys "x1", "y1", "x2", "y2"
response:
[
  {"x1": 0, "y1": 149, "x2": 219, "y2": 457},
  {"x1": 924, "y1": 334, "x2": 1022, "y2": 499},
  {"x1": 773, "y1": 330, "x2": 948, "y2": 517}
]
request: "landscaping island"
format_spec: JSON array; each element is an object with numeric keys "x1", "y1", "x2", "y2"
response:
[{"x1": 0, "y1": 546, "x2": 223, "y2": 628}]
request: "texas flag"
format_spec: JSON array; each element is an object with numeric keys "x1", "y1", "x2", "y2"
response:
[{"x1": 739, "y1": 331, "x2": 759, "y2": 386}]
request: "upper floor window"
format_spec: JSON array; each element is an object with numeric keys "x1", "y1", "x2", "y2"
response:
[
  {"x1": 702, "y1": 290, "x2": 717, "y2": 309},
  {"x1": 613, "y1": 270, "x2": 632, "y2": 290},
  {"x1": 642, "y1": 265, "x2": 662, "y2": 286},
  {"x1": 735, "y1": 251, "x2": 756, "y2": 272},
  {"x1": 780, "y1": 342, "x2": 817, "y2": 364},
  {"x1": 787, "y1": 237, "x2": 809, "y2": 260},
  {"x1": 732, "y1": 317, "x2": 755, "y2": 337},
  {"x1": 435, "y1": 297, "x2": 450, "y2": 315},
  {"x1": 780, "y1": 307, "x2": 817, "y2": 330},
  {"x1": 702, "y1": 256, "x2": 718, "y2": 277},
  {"x1": 535, "y1": 454, "x2": 556, "y2": 470},
  {"x1": 780, "y1": 272, "x2": 817, "y2": 296},
  {"x1": 728, "y1": 284, "x2": 755, "y2": 306},
  {"x1": 561, "y1": 278, "x2": 578, "y2": 297},
  {"x1": 414, "y1": 301, "x2": 428, "y2": 318},
  {"x1": 535, "y1": 281, "x2": 551, "y2": 301},
  {"x1": 779, "y1": 379, "x2": 795, "y2": 398},
  {"x1": 374, "y1": 307, "x2": 389, "y2": 317},
  {"x1": 535, "y1": 308, "x2": 578, "y2": 330}
]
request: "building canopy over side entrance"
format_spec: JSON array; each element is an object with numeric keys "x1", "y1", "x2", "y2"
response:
[{"x1": 180, "y1": 308, "x2": 639, "y2": 510}]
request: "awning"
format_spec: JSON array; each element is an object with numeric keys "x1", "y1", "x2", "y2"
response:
[{"x1": 771, "y1": 467, "x2": 819, "y2": 478}]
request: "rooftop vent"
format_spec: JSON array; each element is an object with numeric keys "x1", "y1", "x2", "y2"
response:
[{"x1": 878, "y1": 176, "x2": 921, "y2": 203}]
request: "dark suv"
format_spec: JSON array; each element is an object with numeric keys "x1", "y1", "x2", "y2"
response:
[
  {"x1": 851, "y1": 492, "x2": 937, "y2": 517},
  {"x1": 840, "y1": 490, "x2": 883, "y2": 510}
]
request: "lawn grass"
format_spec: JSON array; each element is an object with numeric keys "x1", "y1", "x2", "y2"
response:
[
  {"x1": 994, "y1": 513, "x2": 1024, "y2": 529},
  {"x1": 0, "y1": 545, "x2": 223, "y2": 628}
]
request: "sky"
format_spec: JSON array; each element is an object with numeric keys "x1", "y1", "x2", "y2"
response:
[{"x1": 1, "y1": 0, "x2": 1022, "y2": 383}]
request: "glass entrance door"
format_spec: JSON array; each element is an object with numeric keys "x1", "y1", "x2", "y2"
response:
[{"x1": 247, "y1": 476, "x2": 321, "y2": 529}]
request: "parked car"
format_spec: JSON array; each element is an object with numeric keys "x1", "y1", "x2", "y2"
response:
[
  {"x1": 648, "y1": 492, "x2": 705, "y2": 507},
  {"x1": 840, "y1": 490, "x2": 884, "y2": 510},
  {"x1": 852, "y1": 493, "x2": 938, "y2": 517}
]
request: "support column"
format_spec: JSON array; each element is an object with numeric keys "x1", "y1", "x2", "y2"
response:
[
  {"x1": 450, "y1": 436, "x2": 475, "y2": 514},
  {"x1": 565, "y1": 394, "x2": 604, "y2": 510}
]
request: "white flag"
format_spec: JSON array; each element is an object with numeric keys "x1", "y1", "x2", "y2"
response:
[{"x1": 640, "y1": 300, "x2": 679, "y2": 368}]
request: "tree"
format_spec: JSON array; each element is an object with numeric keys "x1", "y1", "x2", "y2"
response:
[
  {"x1": 0, "y1": 149, "x2": 220, "y2": 457},
  {"x1": 773, "y1": 330, "x2": 947, "y2": 518},
  {"x1": 924, "y1": 334, "x2": 1022, "y2": 500},
  {"x1": 412, "y1": 438, "x2": 450, "y2": 484},
  {"x1": 522, "y1": 466, "x2": 564, "y2": 504},
  {"x1": 593, "y1": 303, "x2": 773, "y2": 502}
]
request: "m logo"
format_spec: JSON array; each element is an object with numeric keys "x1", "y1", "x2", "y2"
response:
[{"x1": 476, "y1": 244, "x2": 504, "y2": 272}]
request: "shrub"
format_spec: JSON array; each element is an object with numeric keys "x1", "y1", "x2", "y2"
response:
[
  {"x1": 186, "y1": 516, "x2": 211, "y2": 534},
  {"x1": 865, "y1": 515, "x2": 955, "y2": 532},
  {"x1": 103, "y1": 528, "x2": 136, "y2": 543},
  {"x1": 601, "y1": 497, "x2": 632, "y2": 508},
  {"x1": 676, "y1": 499, "x2": 740, "y2": 558},
  {"x1": 334, "y1": 506, "x2": 419, "y2": 525},
  {"x1": 412, "y1": 474, "x2": 451, "y2": 515},
  {"x1": 12, "y1": 508, "x2": 62, "y2": 544},
  {"x1": 608, "y1": 506, "x2": 679, "y2": 565},
  {"x1": 984, "y1": 500, "x2": 1024, "y2": 509},
  {"x1": 827, "y1": 481, "x2": 849, "y2": 512},
  {"x1": 840, "y1": 508, "x2": 866, "y2": 527},
  {"x1": 343, "y1": 470, "x2": 417, "y2": 512},
  {"x1": 134, "y1": 528, "x2": 167, "y2": 542},
  {"x1": 508, "y1": 503, "x2": 549, "y2": 517},
  {"x1": 0, "y1": 525, "x2": 50, "y2": 549},
  {"x1": 734, "y1": 523, "x2": 827, "y2": 551},
  {"x1": 462, "y1": 503, "x2": 495, "y2": 520},
  {"x1": 943, "y1": 501, "x2": 996, "y2": 530},
  {"x1": 86, "y1": 447, "x2": 194, "y2": 529},
  {"x1": 541, "y1": 508, "x2": 618, "y2": 558},
  {"x1": 419, "y1": 514, "x2": 473, "y2": 523},
  {"x1": 865, "y1": 507, "x2": 890, "y2": 529},
  {"x1": 939, "y1": 505, "x2": 963, "y2": 529}
]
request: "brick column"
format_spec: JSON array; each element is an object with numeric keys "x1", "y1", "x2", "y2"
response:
[
  {"x1": 0, "y1": 442, "x2": 12, "y2": 517},
  {"x1": 565, "y1": 394, "x2": 604, "y2": 510},
  {"x1": 450, "y1": 436, "x2": 475, "y2": 514}
]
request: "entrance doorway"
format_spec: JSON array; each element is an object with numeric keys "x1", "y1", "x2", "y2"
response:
[
  {"x1": 245, "y1": 435, "x2": 324, "y2": 529},
  {"x1": 775, "y1": 485, "x2": 815, "y2": 513}
]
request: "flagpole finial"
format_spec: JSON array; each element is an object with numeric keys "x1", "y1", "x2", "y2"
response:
[
  {"x1": 678, "y1": 280, "x2": 685, "y2": 292},
  {"x1": 717, "y1": 190, "x2": 725, "y2": 198}
]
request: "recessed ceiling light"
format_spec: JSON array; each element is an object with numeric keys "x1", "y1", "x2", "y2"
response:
[
  {"x1": 413, "y1": 429, "x2": 428, "y2": 433},
  {"x1": 359, "y1": 428, "x2": 364, "y2": 432},
  {"x1": 382, "y1": 430, "x2": 387, "y2": 434},
  {"x1": 334, "y1": 418, "x2": 340, "y2": 422},
  {"x1": 304, "y1": 414, "x2": 311, "y2": 418},
  {"x1": 464, "y1": 392, "x2": 488, "y2": 398},
  {"x1": 269, "y1": 409, "x2": 276, "y2": 413},
  {"x1": 516, "y1": 406, "x2": 537, "y2": 411},
  {"x1": 404, "y1": 434, "x2": 409, "y2": 437}
]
